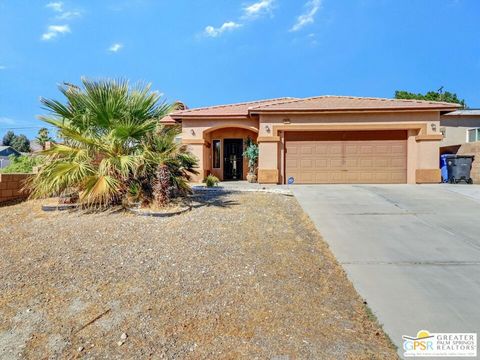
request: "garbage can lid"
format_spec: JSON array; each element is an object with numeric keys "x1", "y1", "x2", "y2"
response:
[{"x1": 454, "y1": 155, "x2": 475, "y2": 159}]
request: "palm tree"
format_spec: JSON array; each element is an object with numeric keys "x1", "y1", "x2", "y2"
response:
[
  {"x1": 36, "y1": 128, "x2": 53, "y2": 150},
  {"x1": 28, "y1": 78, "x2": 197, "y2": 208}
]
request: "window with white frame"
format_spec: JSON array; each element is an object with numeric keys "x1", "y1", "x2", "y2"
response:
[{"x1": 467, "y1": 128, "x2": 480, "y2": 143}]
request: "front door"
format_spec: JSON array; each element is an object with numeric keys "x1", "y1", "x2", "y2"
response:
[{"x1": 224, "y1": 139, "x2": 243, "y2": 180}]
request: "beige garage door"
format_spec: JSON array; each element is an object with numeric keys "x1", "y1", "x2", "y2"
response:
[{"x1": 285, "y1": 131, "x2": 407, "y2": 184}]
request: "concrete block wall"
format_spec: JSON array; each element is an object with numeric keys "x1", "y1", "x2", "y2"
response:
[
  {"x1": 0, "y1": 174, "x2": 32, "y2": 203},
  {"x1": 457, "y1": 143, "x2": 480, "y2": 183}
]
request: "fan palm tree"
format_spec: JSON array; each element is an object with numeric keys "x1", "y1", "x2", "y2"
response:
[
  {"x1": 36, "y1": 127, "x2": 53, "y2": 150},
  {"x1": 28, "y1": 78, "x2": 197, "y2": 208}
]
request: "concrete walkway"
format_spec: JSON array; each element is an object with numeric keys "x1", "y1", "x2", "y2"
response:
[{"x1": 292, "y1": 185, "x2": 480, "y2": 358}]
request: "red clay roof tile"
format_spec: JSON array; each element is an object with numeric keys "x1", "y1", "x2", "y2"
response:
[
  {"x1": 170, "y1": 97, "x2": 297, "y2": 118},
  {"x1": 250, "y1": 96, "x2": 462, "y2": 112},
  {"x1": 169, "y1": 95, "x2": 461, "y2": 119}
]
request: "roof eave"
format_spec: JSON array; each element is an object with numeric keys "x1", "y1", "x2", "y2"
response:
[
  {"x1": 170, "y1": 114, "x2": 250, "y2": 120},
  {"x1": 249, "y1": 107, "x2": 461, "y2": 115}
]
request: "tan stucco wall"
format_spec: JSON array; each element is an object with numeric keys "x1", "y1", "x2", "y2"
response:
[
  {"x1": 257, "y1": 112, "x2": 442, "y2": 184},
  {"x1": 440, "y1": 115, "x2": 480, "y2": 147},
  {"x1": 182, "y1": 111, "x2": 443, "y2": 184},
  {"x1": 182, "y1": 118, "x2": 258, "y2": 142},
  {"x1": 181, "y1": 118, "x2": 259, "y2": 182},
  {"x1": 205, "y1": 128, "x2": 257, "y2": 181}
]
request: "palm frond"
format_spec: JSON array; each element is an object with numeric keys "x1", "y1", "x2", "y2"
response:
[{"x1": 29, "y1": 78, "x2": 197, "y2": 209}]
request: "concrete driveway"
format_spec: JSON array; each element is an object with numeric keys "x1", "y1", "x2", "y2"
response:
[{"x1": 292, "y1": 185, "x2": 480, "y2": 358}]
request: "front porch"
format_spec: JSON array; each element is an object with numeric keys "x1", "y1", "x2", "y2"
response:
[{"x1": 182, "y1": 123, "x2": 258, "y2": 182}]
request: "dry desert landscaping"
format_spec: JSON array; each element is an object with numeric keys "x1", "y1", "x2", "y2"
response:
[{"x1": 0, "y1": 191, "x2": 397, "y2": 359}]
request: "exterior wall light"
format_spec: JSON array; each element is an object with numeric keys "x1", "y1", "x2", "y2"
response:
[
  {"x1": 265, "y1": 125, "x2": 271, "y2": 133},
  {"x1": 283, "y1": 118, "x2": 291, "y2": 124},
  {"x1": 190, "y1": 129, "x2": 195, "y2": 136},
  {"x1": 431, "y1": 123, "x2": 437, "y2": 132}
]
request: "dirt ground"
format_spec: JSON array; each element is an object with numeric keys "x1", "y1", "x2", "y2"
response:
[{"x1": 0, "y1": 192, "x2": 397, "y2": 359}]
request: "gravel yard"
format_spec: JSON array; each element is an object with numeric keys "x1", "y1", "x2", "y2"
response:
[{"x1": 0, "y1": 192, "x2": 396, "y2": 359}]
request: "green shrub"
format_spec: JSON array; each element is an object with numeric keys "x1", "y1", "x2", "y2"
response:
[
  {"x1": 204, "y1": 174, "x2": 219, "y2": 187},
  {"x1": 0, "y1": 155, "x2": 42, "y2": 174},
  {"x1": 127, "y1": 182, "x2": 142, "y2": 203},
  {"x1": 28, "y1": 78, "x2": 198, "y2": 208},
  {"x1": 243, "y1": 137, "x2": 258, "y2": 174}
]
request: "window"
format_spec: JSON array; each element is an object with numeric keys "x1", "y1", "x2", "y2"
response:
[
  {"x1": 213, "y1": 140, "x2": 221, "y2": 168},
  {"x1": 467, "y1": 128, "x2": 480, "y2": 143}
]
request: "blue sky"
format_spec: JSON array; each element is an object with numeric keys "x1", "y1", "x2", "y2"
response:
[{"x1": 0, "y1": 0, "x2": 479, "y2": 139}]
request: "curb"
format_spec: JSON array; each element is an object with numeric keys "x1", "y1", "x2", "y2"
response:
[
  {"x1": 42, "y1": 203, "x2": 79, "y2": 212},
  {"x1": 127, "y1": 205, "x2": 191, "y2": 217},
  {"x1": 191, "y1": 186, "x2": 293, "y2": 196}
]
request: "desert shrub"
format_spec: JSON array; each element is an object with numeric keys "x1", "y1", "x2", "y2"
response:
[
  {"x1": 0, "y1": 155, "x2": 42, "y2": 174},
  {"x1": 204, "y1": 174, "x2": 219, "y2": 187}
]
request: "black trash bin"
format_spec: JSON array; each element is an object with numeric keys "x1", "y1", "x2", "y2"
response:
[{"x1": 445, "y1": 155, "x2": 475, "y2": 184}]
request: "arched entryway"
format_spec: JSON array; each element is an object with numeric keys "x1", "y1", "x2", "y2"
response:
[{"x1": 203, "y1": 126, "x2": 258, "y2": 181}]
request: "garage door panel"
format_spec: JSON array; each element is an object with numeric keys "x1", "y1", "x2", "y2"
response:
[
  {"x1": 391, "y1": 158, "x2": 406, "y2": 167},
  {"x1": 285, "y1": 134, "x2": 407, "y2": 184},
  {"x1": 300, "y1": 159, "x2": 313, "y2": 168},
  {"x1": 288, "y1": 146, "x2": 299, "y2": 155},
  {"x1": 301, "y1": 146, "x2": 314, "y2": 154},
  {"x1": 329, "y1": 159, "x2": 343, "y2": 168},
  {"x1": 315, "y1": 159, "x2": 328, "y2": 168},
  {"x1": 391, "y1": 145, "x2": 405, "y2": 154},
  {"x1": 328, "y1": 145, "x2": 343, "y2": 155},
  {"x1": 316, "y1": 172, "x2": 344, "y2": 183},
  {"x1": 286, "y1": 159, "x2": 299, "y2": 169}
]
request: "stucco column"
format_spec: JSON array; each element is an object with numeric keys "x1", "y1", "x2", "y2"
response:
[
  {"x1": 407, "y1": 130, "x2": 418, "y2": 184},
  {"x1": 415, "y1": 137, "x2": 442, "y2": 183},
  {"x1": 258, "y1": 139, "x2": 280, "y2": 184},
  {"x1": 183, "y1": 142, "x2": 207, "y2": 183}
]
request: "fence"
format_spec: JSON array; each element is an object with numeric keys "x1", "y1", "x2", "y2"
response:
[{"x1": 0, "y1": 174, "x2": 33, "y2": 203}]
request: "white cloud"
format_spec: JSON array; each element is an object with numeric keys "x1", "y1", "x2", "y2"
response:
[
  {"x1": 46, "y1": 1, "x2": 63, "y2": 12},
  {"x1": 41, "y1": 24, "x2": 70, "y2": 41},
  {"x1": 243, "y1": 0, "x2": 274, "y2": 18},
  {"x1": 204, "y1": 21, "x2": 242, "y2": 37},
  {"x1": 108, "y1": 43, "x2": 124, "y2": 52},
  {"x1": 42, "y1": 1, "x2": 82, "y2": 41},
  {"x1": 290, "y1": 0, "x2": 322, "y2": 32},
  {"x1": 0, "y1": 117, "x2": 15, "y2": 125},
  {"x1": 0, "y1": 65, "x2": 6, "y2": 70},
  {"x1": 201, "y1": 1, "x2": 275, "y2": 39},
  {"x1": 56, "y1": 10, "x2": 82, "y2": 20}
]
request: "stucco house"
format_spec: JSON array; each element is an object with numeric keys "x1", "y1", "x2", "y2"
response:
[
  {"x1": 440, "y1": 109, "x2": 480, "y2": 182},
  {"x1": 0, "y1": 146, "x2": 21, "y2": 169},
  {"x1": 163, "y1": 96, "x2": 461, "y2": 184}
]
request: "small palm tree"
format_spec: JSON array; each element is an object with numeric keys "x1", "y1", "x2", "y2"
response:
[
  {"x1": 28, "y1": 78, "x2": 197, "y2": 208},
  {"x1": 36, "y1": 128, "x2": 53, "y2": 150},
  {"x1": 243, "y1": 137, "x2": 259, "y2": 183}
]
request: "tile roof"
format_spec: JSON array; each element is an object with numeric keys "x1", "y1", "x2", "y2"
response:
[
  {"x1": 159, "y1": 115, "x2": 177, "y2": 124},
  {"x1": 170, "y1": 97, "x2": 297, "y2": 118},
  {"x1": 168, "y1": 95, "x2": 461, "y2": 119},
  {"x1": 250, "y1": 96, "x2": 462, "y2": 112}
]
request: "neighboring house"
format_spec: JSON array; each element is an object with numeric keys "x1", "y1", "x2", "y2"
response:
[
  {"x1": 30, "y1": 140, "x2": 44, "y2": 152},
  {"x1": 440, "y1": 109, "x2": 480, "y2": 182},
  {"x1": 164, "y1": 96, "x2": 459, "y2": 184},
  {"x1": 0, "y1": 146, "x2": 21, "y2": 169}
]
